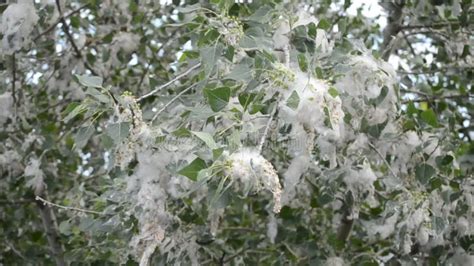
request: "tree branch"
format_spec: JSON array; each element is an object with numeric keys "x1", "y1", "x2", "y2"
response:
[
  {"x1": 257, "y1": 104, "x2": 277, "y2": 153},
  {"x1": 54, "y1": 1, "x2": 97, "y2": 75},
  {"x1": 34, "y1": 3, "x2": 89, "y2": 42},
  {"x1": 35, "y1": 196, "x2": 66, "y2": 266},
  {"x1": 380, "y1": 1, "x2": 405, "y2": 60},
  {"x1": 401, "y1": 94, "x2": 471, "y2": 104},
  {"x1": 35, "y1": 196, "x2": 107, "y2": 216},
  {"x1": 11, "y1": 52, "x2": 17, "y2": 108},
  {"x1": 138, "y1": 63, "x2": 201, "y2": 101},
  {"x1": 55, "y1": 0, "x2": 81, "y2": 58},
  {"x1": 139, "y1": 241, "x2": 159, "y2": 266},
  {"x1": 400, "y1": 22, "x2": 458, "y2": 30},
  {"x1": 151, "y1": 83, "x2": 197, "y2": 122},
  {"x1": 0, "y1": 199, "x2": 32, "y2": 205},
  {"x1": 336, "y1": 206, "x2": 354, "y2": 243}
]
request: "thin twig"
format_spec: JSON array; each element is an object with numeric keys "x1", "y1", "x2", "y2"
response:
[
  {"x1": 56, "y1": 0, "x2": 81, "y2": 58},
  {"x1": 400, "y1": 22, "x2": 457, "y2": 30},
  {"x1": 257, "y1": 103, "x2": 278, "y2": 153},
  {"x1": 137, "y1": 63, "x2": 201, "y2": 102},
  {"x1": 11, "y1": 53, "x2": 17, "y2": 107},
  {"x1": 368, "y1": 142, "x2": 398, "y2": 179},
  {"x1": 5, "y1": 240, "x2": 28, "y2": 261},
  {"x1": 139, "y1": 241, "x2": 159, "y2": 266},
  {"x1": 137, "y1": 63, "x2": 152, "y2": 90},
  {"x1": 34, "y1": 4, "x2": 89, "y2": 42},
  {"x1": 35, "y1": 196, "x2": 106, "y2": 215},
  {"x1": 401, "y1": 94, "x2": 471, "y2": 104},
  {"x1": 151, "y1": 83, "x2": 197, "y2": 122},
  {"x1": 54, "y1": 1, "x2": 97, "y2": 75},
  {"x1": 0, "y1": 199, "x2": 32, "y2": 204},
  {"x1": 398, "y1": 66, "x2": 474, "y2": 75}
]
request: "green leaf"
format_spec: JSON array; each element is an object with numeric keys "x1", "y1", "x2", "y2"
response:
[
  {"x1": 225, "y1": 63, "x2": 253, "y2": 82},
  {"x1": 200, "y1": 44, "x2": 223, "y2": 75},
  {"x1": 70, "y1": 16, "x2": 80, "y2": 28},
  {"x1": 420, "y1": 109, "x2": 438, "y2": 127},
  {"x1": 204, "y1": 87, "x2": 230, "y2": 112},
  {"x1": 415, "y1": 163, "x2": 436, "y2": 185},
  {"x1": 85, "y1": 88, "x2": 110, "y2": 104},
  {"x1": 317, "y1": 19, "x2": 331, "y2": 30},
  {"x1": 74, "y1": 126, "x2": 95, "y2": 149},
  {"x1": 315, "y1": 67, "x2": 324, "y2": 79},
  {"x1": 238, "y1": 92, "x2": 257, "y2": 111},
  {"x1": 432, "y1": 216, "x2": 445, "y2": 234},
  {"x1": 59, "y1": 221, "x2": 72, "y2": 236},
  {"x1": 361, "y1": 118, "x2": 388, "y2": 139},
  {"x1": 246, "y1": 5, "x2": 273, "y2": 23},
  {"x1": 178, "y1": 3, "x2": 201, "y2": 13},
  {"x1": 178, "y1": 158, "x2": 207, "y2": 181},
  {"x1": 286, "y1": 91, "x2": 300, "y2": 110},
  {"x1": 328, "y1": 87, "x2": 339, "y2": 98},
  {"x1": 297, "y1": 54, "x2": 308, "y2": 72},
  {"x1": 369, "y1": 86, "x2": 388, "y2": 106},
  {"x1": 63, "y1": 103, "x2": 87, "y2": 122},
  {"x1": 106, "y1": 122, "x2": 131, "y2": 144},
  {"x1": 239, "y1": 27, "x2": 273, "y2": 50},
  {"x1": 191, "y1": 131, "x2": 218, "y2": 149},
  {"x1": 74, "y1": 75, "x2": 103, "y2": 88}
]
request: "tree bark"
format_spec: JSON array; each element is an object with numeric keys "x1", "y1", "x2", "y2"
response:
[
  {"x1": 380, "y1": 1, "x2": 406, "y2": 60},
  {"x1": 336, "y1": 207, "x2": 354, "y2": 243},
  {"x1": 36, "y1": 196, "x2": 66, "y2": 266}
]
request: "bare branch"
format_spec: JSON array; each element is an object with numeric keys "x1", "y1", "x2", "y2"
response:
[
  {"x1": 35, "y1": 196, "x2": 66, "y2": 266},
  {"x1": 35, "y1": 196, "x2": 106, "y2": 216},
  {"x1": 54, "y1": 1, "x2": 97, "y2": 75},
  {"x1": 257, "y1": 103, "x2": 278, "y2": 153},
  {"x1": 401, "y1": 94, "x2": 472, "y2": 104},
  {"x1": 336, "y1": 206, "x2": 354, "y2": 243},
  {"x1": 0, "y1": 199, "x2": 32, "y2": 204},
  {"x1": 151, "y1": 83, "x2": 197, "y2": 122},
  {"x1": 368, "y1": 142, "x2": 398, "y2": 179},
  {"x1": 138, "y1": 63, "x2": 201, "y2": 101},
  {"x1": 55, "y1": 0, "x2": 82, "y2": 57},
  {"x1": 380, "y1": 2, "x2": 405, "y2": 60},
  {"x1": 139, "y1": 241, "x2": 159, "y2": 266},
  {"x1": 400, "y1": 22, "x2": 458, "y2": 30},
  {"x1": 5, "y1": 240, "x2": 29, "y2": 261},
  {"x1": 11, "y1": 53, "x2": 17, "y2": 107},
  {"x1": 34, "y1": 4, "x2": 90, "y2": 42}
]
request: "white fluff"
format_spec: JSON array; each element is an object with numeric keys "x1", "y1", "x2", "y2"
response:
[
  {"x1": 1, "y1": 2, "x2": 39, "y2": 54},
  {"x1": 24, "y1": 158, "x2": 45, "y2": 195},
  {"x1": 266, "y1": 214, "x2": 278, "y2": 243},
  {"x1": 0, "y1": 92, "x2": 14, "y2": 125},
  {"x1": 228, "y1": 148, "x2": 282, "y2": 213}
]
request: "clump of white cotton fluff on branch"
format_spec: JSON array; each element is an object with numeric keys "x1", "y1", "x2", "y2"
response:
[{"x1": 226, "y1": 148, "x2": 282, "y2": 213}]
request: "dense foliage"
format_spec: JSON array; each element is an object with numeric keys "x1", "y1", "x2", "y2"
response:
[{"x1": 0, "y1": 0, "x2": 473, "y2": 265}]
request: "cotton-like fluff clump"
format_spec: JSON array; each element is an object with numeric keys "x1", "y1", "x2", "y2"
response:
[
  {"x1": 24, "y1": 158, "x2": 45, "y2": 195},
  {"x1": 362, "y1": 212, "x2": 399, "y2": 240},
  {"x1": 336, "y1": 53, "x2": 397, "y2": 130},
  {"x1": 0, "y1": 92, "x2": 14, "y2": 125},
  {"x1": 109, "y1": 32, "x2": 140, "y2": 66},
  {"x1": 227, "y1": 149, "x2": 282, "y2": 213},
  {"x1": 128, "y1": 150, "x2": 172, "y2": 265},
  {"x1": 344, "y1": 162, "x2": 378, "y2": 201},
  {"x1": 282, "y1": 71, "x2": 344, "y2": 138},
  {"x1": 324, "y1": 256, "x2": 346, "y2": 266},
  {"x1": 280, "y1": 71, "x2": 344, "y2": 169},
  {"x1": 0, "y1": 149, "x2": 22, "y2": 178},
  {"x1": 1, "y1": 2, "x2": 39, "y2": 54},
  {"x1": 266, "y1": 213, "x2": 278, "y2": 243},
  {"x1": 281, "y1": 154, "x2": 310, "y2": 206}
]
